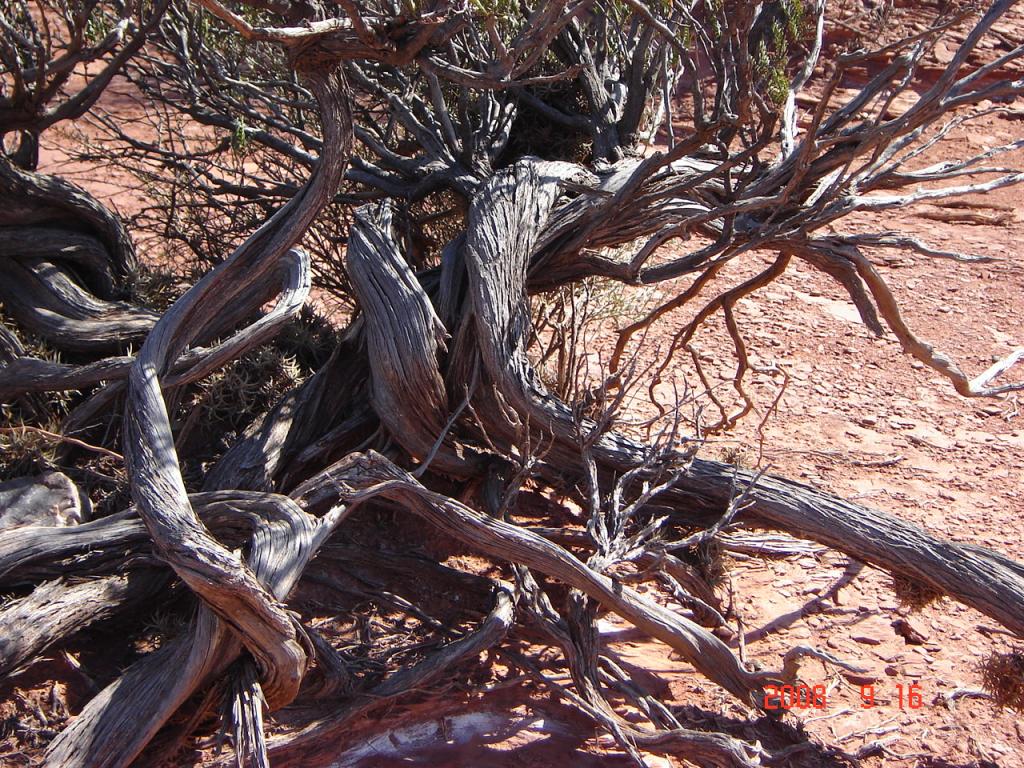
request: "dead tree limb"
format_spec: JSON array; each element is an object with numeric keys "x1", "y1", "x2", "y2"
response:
[{"x1": 3, "y1": 1, "x2": 1024, "y2": 765}]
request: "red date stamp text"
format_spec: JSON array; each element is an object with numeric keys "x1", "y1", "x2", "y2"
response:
[{"x1": 764, "y1": 683, "x2": 924, "y2": 710}]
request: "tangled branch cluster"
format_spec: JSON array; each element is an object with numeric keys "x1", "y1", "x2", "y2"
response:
[{"x1": 1, "y1": 1, "x2": 1023, "y2": 766}]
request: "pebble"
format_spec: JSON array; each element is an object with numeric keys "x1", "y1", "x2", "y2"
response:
[
  {"x1": 890, "y1": 418, "x2": 917, "y2": 429},
  {"x1": 842, "y1": 671, "x2": 879, "y2": 686},
  {"x1": 892, "y1": 618, "x2": 928, "y2": 645},
  {"x1": 934, "y1": 40, "x2": 956, "y2": 64},
  {"x1": 853, "y1": 635, "x2": 884, "y2": 646}
]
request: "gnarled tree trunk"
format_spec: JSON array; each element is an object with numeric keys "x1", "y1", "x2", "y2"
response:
[{"x1": 2, "y1": 1, "x2": 1023, "y2": 766}]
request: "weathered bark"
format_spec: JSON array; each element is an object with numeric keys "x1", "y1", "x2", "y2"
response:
[
  {"x1": 0, "y1": 491, "x2": 302, "y2": 588},
  {"x1": 680, "y1": 459, "x2": 1024, "y2": 638},
  {"x1": 4, "y1": 3, "x2": 1024, "y2": 766},
  {"x1": 345, "y1": 203, "x2": 464, "y2": 473},
  {"x1": 119, "y1": 62, "x2": 350, "y2": 715},
  {"x1": 0, "y1": 321, "x2": 24, "y2": 363},
  {"x1": 428, "y1": 160, "x2": 1024, "y2": 644},
  {"x1": 0, "y1": 227, "x2": 118, "y2": 298},
  {"x1": 38, "y1": 61, "x2": 357, "y2": 768},
  {"x1": 0, "y1": 571, "x2": 166, "y2": 678},
  {"x1": 0, "y1": 355, "x2": 133, "y2": 402},
  {"x1": 22, "y1": 139, "x2": 1019, "y2": 768},
  {"x1": 294, "y1": 452, "x2": 767, "y2": 705},
  {"x1": 0, "y1": 259, "x2": 157, "y2": 353},
  {"x1": 0, "y1": 248, "x2": 308, "y2": 401},
  {"x1": 42, "y1": 493, "x2": 327, "y2": 768},
  {"x1": 0, "y1": 156, "x2": 137, "y2": 281}
]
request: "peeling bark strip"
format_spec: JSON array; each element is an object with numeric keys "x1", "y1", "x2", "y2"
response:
[
  {"x1": 0, "y1": 155, "x2": 137, "y2": 280},
  {"x1": 345, "y1": 203, "x2": 457, "y2": 469},
  {"x1": 0, "y1": 572, "x2": 166, "y2": 678},
  {"x1": 464, "y1": 159, "x2": 582, "y2": 379},
  {"x1": 0, "y1": 249, "x2": 309, "y2": 400},
  {"x1": 0, "y1": 227, "x2": 118, "y2": 298},
  {"x1": 452, "y1": 158, "x2": 593, "y2": 438},
  {"x1": 0, "y1": 491, "x2": 304, "y2": 587},
  {"x1": 0, "y1": 259, "x2": 158, "y2": 353}
]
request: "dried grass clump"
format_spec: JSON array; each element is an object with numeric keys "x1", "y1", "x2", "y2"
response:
[
  {"x1": 979, "y1": 650, "x2": 1024, "y2": 713},
  {"x1": 891, "y1": 573, "x2": 944, "y2": 612},
  {"x1": 696, "y1": 538, "x2": 728, "y2": 589},
  {"x1": 720, "y1": 445, "x2": 754, "y2": 470},
  {"x1": 0, "y1": 422, "x2": 59, "y2": 481},
  {"x1": 191, "y1": 346, "x2": 305, "y2": 433},
  {"x1": 131, "y1": 264, "x2": 186, "y2": 313},
  {"x1": 272, "y1": 307, "x2": 336, "y2": 373},
  {"x1": 0, "y1": 322, "x2": 67, "y2": 480}
]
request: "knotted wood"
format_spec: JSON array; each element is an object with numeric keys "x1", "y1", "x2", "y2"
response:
[{"x1": 345, "y1": 202, "x2": 465, "y2": 473}]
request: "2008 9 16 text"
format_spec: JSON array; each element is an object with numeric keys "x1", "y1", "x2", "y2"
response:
[{"x1": 763, "y1": 683, "x2": 924, "y2": 710}]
